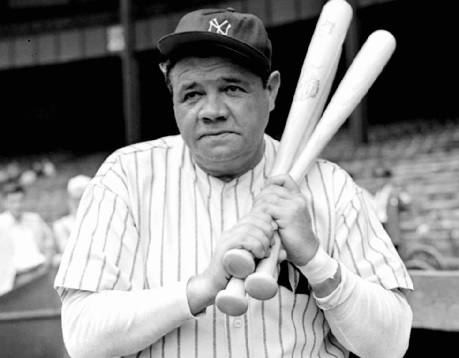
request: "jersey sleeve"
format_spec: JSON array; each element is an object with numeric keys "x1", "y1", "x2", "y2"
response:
[
  {"x1": 333, "y1": 167, "x2": 413, "y2": 290},
  {"x1": 54, "y1": 156, "x2": 146, "y2": 294}
]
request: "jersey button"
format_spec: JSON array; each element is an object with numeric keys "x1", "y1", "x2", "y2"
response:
[{"x1": 233, "y1": 318, "x2": 242, "y2": 328}]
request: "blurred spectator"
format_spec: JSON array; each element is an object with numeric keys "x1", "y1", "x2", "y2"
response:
[
  {"x1": 53, "y1": 175, "x2": 91, "y2": 258},
  {"x1": 0, "y1": 181, "x2": 54, "y2": 279},
  {"x1": 0, "y1": 230, "x2": 15, "y2": 296},
  {"x1": 373, "y1": 167, "x2": 411, "y2": 220},
  {"x1": 372, "y1": 167, "x2": 412, "y2": 248}
]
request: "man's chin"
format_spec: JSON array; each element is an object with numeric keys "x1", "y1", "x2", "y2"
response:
[{"x1": 195, "y1": 149, "x2": 241, "y2": 170}]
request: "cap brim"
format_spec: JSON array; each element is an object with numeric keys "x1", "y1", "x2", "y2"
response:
[{"x1": 158, "y1": 32, "x2": 270, "y2": 72}]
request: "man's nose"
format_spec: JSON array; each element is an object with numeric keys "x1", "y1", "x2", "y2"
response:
[{"x1": 199, "y1": 93, "x2": 228, "y2": 122}]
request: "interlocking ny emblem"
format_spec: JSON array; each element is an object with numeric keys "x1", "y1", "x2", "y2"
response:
[{"x1": 208, "y1": 18, "x2": 232, "y2": 35}]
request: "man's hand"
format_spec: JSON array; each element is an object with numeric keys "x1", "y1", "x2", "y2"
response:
[
  {"x1": 187, "y1": 211, "x2": 275, "y2": 314},
  {"x1": 252, "y1": 174, "x2": 319, "y2": 267}
]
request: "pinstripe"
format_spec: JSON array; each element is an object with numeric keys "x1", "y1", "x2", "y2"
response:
[
  {"x1": 60, "y1": 187, "x2": 95, "y2": 286},
  {"x1": 193, "y1": 175, "x2": 199, "y2": 274},
  {"x1": 206, "y1": 174, "x2": 214, "y2": 252},
  {"x1": 334, "y1": 166, "x2": 347, "y2": 207},
  {"x1": 212, "y1": 306, "x2": 217, "y2": 358},
  {"x1": 233, "y1": 178, "x2": 240, "y2": 219},
  {"x1": 225, "y1": 314, "x2": 232, "y2": 358},
  {"x1": 128, "y1": 229, "x2": 141, "y2": 286},
  {"x1": 177, "y1": 164, "x2": 182, "y2": 282},
  {"x1": 278, "y1": 288, "x2": 285, "y2": 357},
  {"x1": 358, "y1": 190, "x2": 408, "y2": 286},
  {"x1": 160, "y1": 148, "x2": 168, "y2": 358},
  {"x1": 160, "y1": 149, "x2": 169, "y2": 287},
  {"x1": 221, "y1": 183, "x2": 234, "y2": 358},
  {"x1": 290, "y1": 282, "x2": 298, "y2": 358},
  {"x1": 177, "y1": 328, "x2": 181, "y2": 358},
  {"x1": 175, "y1": 146, "x2": 186, "y2": 358},
  {"x1": 54, "y1": 135, "x2": 412, "y2": 358},
  {"x1": 106, "y1": 166, "x2": 129, "y2": 192},
  {"x1": 95, "y1": 195, "x2": 117, "y2": 291},
  {"x1": 78, "y1": 188, "x2": 106, "y2": 288},
  {"x1": 204, "y1": 176, "x2": 218, "y2": 358},
  {"x1": 317, "y1": 164, "x2": 333, "y2": 253},
  {"x1": 350, "y1": 199, "x2": 384, "y2": 286},
  {"x1": 341, "y1": 213, "x2": 362, "y2": 275},
  {"x1": 135, "y1": 152, "x2": 141, "y2": 245},
  {"x1": 193, "y1": 173, "x2": 199, "y2": 358},
  {"x1": 310, "y1": 306, "x2": 320, "y2": 356},
  {"x1": 305, "y1": 176, "x2": 318, "y2": 234},
  {"x1": 243, "y1": 313, "x2": 250, "y2": 358},
  {"x1": 144, "y1": 150, "x2": 155, "y2": 290},
  {"x1": 355, "y1": 197, "x2": 401, "y2": 286},
  {"x1": 110, "y1": 210, "x2": 129, "y2": 290},
  {"x1": 322, "y1": 320, "x2": 340, "y2": 358},
  {"x1": 329, "y1": 335, "x2": 346, "y2": 357},
  {"x1": 300, "y1": 294, "x2": 312, "y2": 357},
  {"x1": 261, "y1": 301, "x2": 268, "y2": 358},
  {"x1": 344, "y1": 239, "x2": 363, "y2": 276},
  {"x1": 236, "y1": 180, "x2": 251, "y2": 358}
]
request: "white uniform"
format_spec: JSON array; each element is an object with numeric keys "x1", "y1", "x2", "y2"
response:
[{"x1": 55, "y1": 134, "x2": 413, "y2": 358}]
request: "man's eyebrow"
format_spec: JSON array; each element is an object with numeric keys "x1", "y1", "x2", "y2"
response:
[
  {"x1": 178, "y1": 77, "x2": 247, "y2": 91},
  {"x1": 221, "y1": 76, "x2": 246, "y2": 84},
  {"x1": 177, "y1": 81, "x2": 198, "y2": 92}
]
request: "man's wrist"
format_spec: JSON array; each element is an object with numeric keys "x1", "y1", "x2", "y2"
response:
[
  {"x1": 298, "y1": 246, "x2": 338, "y2": 284},
  {"x1": 297, "y1": 246, "x2": 341, "y2": 298},
  {"x1": 309, "y1": 264, "x2": 341, "y2": 298},
  {"x1": 186, "y1": 275, "x2": 213, "y2": 316}
]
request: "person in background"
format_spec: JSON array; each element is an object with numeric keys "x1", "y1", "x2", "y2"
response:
[
  {"x1": 53, "y1": 175, "x2": 91, "y2": 261},
  {"x1": 0, "y1": 180, "x2": 54, "y2": 282},
  {"x1": 0, "y1": 229, "x2": 15, "y2": 296},
  {"x1": 54, "y1": 7, "x2": 413, "y2": 358},
  {"x1": 372, "y1": 167, "x2": 412, "y2": 249}
]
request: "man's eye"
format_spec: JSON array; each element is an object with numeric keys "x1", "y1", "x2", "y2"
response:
[
  {"x1": 226, "y1": 85, "x2": 244, "y2": 94},
  {"x1": 183, "y1": 92, "x2": 200, "y2": 101}
]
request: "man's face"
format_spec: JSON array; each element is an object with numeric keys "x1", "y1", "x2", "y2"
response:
[
  {"x1": 170, "y1": 56, "x2": 280, "y2": 180},
  {"x1": 3, "y1": 192, "x2": 25, "y2": 220}
]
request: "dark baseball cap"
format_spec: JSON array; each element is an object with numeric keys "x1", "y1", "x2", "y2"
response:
[{"x1": 157, "y1": 8, "x2": 272, "y2": 74}]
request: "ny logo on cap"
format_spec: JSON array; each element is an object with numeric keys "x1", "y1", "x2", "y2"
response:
[{"x1": 208, "y1": 18, "x2": 232, "y2": 35}]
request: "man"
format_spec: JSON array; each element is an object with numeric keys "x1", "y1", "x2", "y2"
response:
[
  {"x1": 0, "y1": 181, "x2": 54, "y2": 279},
  {"x1": 54, "y1": 8, "x2": 413, "y2": 358},
  {"x1": 0, "y1": 228, "x2": 15, "y2": 296}
]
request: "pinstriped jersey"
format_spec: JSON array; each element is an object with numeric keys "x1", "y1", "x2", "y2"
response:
[{"x1": 54, "y1": 134, "x2": 412, "y2": 358}]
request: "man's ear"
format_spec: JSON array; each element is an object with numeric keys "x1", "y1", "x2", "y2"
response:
[{"x1": 267, "y1": 71, "x2": 281, "y2": 112}]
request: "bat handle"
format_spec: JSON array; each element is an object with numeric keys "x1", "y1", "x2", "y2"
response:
[
  {"x1": 244, "y1": 232, "x2": 282, "y2": 300},
  {"x1": 222, "y1": 249, "x2": 256, "y2": 278},
  {"x1": 215, "y1": 277, "x2": 249, "y2": 316}
]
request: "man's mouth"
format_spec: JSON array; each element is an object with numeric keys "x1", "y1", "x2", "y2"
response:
[{"x1": 201, "y1": 131, "x2": 234, "y2": 138}]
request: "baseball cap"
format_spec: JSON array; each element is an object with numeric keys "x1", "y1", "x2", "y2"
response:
[
  {"x1": 157, "y1": 8, "x2": 272, "y2": 74},
  {"x1": 67, "y1": 175, "x2": 91, "y2": 199}
]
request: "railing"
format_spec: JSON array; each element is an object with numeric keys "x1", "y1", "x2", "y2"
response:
[{"x1": 0, "y1": 264, "x2": 69, "y2": 358}]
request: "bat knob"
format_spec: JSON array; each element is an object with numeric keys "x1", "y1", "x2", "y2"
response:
[
  {"x1": 223, "y1": 249, "x2": 256, "y2": 278},
  {"x1": 216, "y1": 278, "x2": 249, "y2": 316},
  {"x1": 244, "y1": 272, "x2": 278, "y2": 301}
]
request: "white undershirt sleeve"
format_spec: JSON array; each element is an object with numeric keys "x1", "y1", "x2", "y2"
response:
[
  {"x1": 60, "y1": 281, "x2": 198, "y2": 358},
  {"x1": 313, "y1": 263, "x2": 413, "y2": 358}
]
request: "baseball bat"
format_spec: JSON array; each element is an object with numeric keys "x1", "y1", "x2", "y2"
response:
[
  {"x1": 289, "y1": 29, "x2": 397, "y2": 181},
  {"x1": 216, "y1": 0, "x2": 353, "y2": 315},
  {"x1": 246, "y1": 29, "x2": 397, "y2": 300},
  {"x1": 221, "y1": 0, "x2": 353, "y2": 281},
  {"x1": 244, "y1": 50, "x2": 341, "y2": 300}
]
